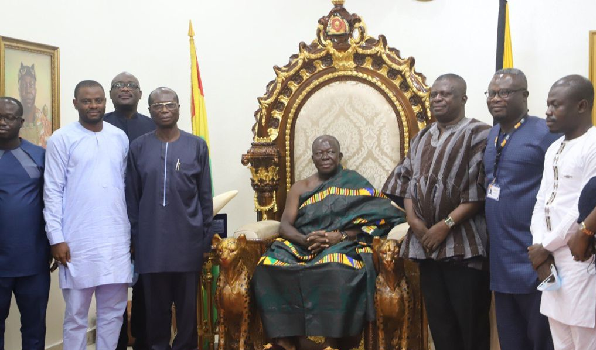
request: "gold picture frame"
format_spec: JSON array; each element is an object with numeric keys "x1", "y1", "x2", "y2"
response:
[
  {"x1": 591, "y1": 30, "x2": 596, "y2": 125},
  {"x1": 0, "y1": 36, "x2": 59, "y2": 148}
]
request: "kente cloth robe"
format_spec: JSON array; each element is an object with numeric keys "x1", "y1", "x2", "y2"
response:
[{"x1": 253, "y1": 166, "x2": 405, "y2": 338}]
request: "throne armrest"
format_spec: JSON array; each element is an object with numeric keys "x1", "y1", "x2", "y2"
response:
[
  {"x1": 387, "y1": 222, "x2": 410, "y2": 243},
  {"x1": 233, "y1": 220, "x2": 281, "y2": 241}
]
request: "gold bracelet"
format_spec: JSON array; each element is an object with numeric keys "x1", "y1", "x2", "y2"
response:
[{"x1": 581, "y1": 222, "x2": 595, "y2": 236}]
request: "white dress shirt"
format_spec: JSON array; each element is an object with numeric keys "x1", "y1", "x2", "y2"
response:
[
  {"x1": 43, "y1": 121, "x2": 132, "y2": 289},
  {"x1": 531, "y1": 127, "x2": 596, "y2": 327}
]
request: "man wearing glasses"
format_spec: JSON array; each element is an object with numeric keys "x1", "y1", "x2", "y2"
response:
[
  {"x1": 0, "y1": 97, "x2": 50, "y2": 350},
  {"x1": 105, "y1": 72, "x2": 155, "y2": 143},
  {"x1": 483, "y1": 68, "x2": 557, "y2": 350},
  {"x1": 530, "y1": 75, "x2": 596, "y2": 350},
  {"x1": 126, "y1": 87, "x2": 213, "y2": 350},
  {"x1": 104, "y1": 72, "x2": 155, "y2": 350}
]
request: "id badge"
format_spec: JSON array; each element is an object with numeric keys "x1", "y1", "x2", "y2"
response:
[{"x1": 487, "y1": 183, "x2": 501, "y2": 201}]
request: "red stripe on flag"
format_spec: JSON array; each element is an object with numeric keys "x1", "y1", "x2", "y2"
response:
[{"x1": 196, "y1": 61, "x2": 204, "y2": 96}]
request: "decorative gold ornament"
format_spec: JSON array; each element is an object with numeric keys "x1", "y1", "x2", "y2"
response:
[
  {"x1": 245, "y1": 1, "x2": 431, "y2": 218},
  {"x1": 251, "y1": 12, "x2": 429, "y2": 146}
]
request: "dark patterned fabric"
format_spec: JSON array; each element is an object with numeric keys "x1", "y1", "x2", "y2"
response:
[
  {"x1": 253, "y1": 166, "x2": 405, "y2": 338},
  {"x1": 383, "y1": 118, "x2": 491, "y2": 262}
]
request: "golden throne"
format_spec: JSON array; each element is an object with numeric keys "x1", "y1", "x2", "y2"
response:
[{"x1": 214, "y1": 1, "x2": 433, "y2": 349}]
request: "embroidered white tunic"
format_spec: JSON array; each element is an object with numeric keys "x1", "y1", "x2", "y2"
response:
[
  {"x1": 43, "y1": 121, "x2": 132, "y2": 289},
  {"x1": 531, "y1": 127, "x2": 596, "y2": 327}
]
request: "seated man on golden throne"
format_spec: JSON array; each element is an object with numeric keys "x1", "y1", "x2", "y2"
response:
[
  {"x1": 253, "y1": 135, "x2": 405, "y2": 350},
  {"x1": 211, "y1": 1, "x2": 433, "y2": 350}
]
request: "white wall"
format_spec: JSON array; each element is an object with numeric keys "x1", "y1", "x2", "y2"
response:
[{"x1": 1, "y1": 0, "x2": 595, "y2": 348}]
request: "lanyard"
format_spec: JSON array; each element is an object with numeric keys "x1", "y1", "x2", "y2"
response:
[{"x1": 492, "y1": 117, "x2": 526, "y2": 182}]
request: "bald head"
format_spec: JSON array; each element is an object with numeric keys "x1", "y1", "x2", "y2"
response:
[
  {"x1": 551, "y1": 74, "x2": 594, "y2": 110},
  {"x1": 312, "y1": 135, "x2": 340, "y2": 153},
  {"x1": 148, "y1": 87, "x2": 179, "y2": 106},
  {"x1": 546, "y1": 74, "x2": 594, "y2": 139},
  {"x1": 0, "y1": 97, "x2": 23, "y2": 117},
  {"x1": 111, "y1": 72, "x2": 139, "y2": 86},
  {"x1": 435, "y1": 73, "x2": 467, "y2": 96},
  {"x1": 110, "y1": 72, "x2": 141, "y2": 111},
  {"x1": 494, "y1": 68, "x2": 528, "y2": 88},
  {"x1": 311, "y1": 135, "x2": 343, "y2": 177},
  {"x1": 431, "y1": 73, "x2": 468, "y2": 124}
]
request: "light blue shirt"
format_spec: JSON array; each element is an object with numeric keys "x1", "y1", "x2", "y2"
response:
[{"x1": 43, "y1": 121, "x2": 132, "y2": 289}]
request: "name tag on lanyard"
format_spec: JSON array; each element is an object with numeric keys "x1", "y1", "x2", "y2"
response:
[
  {"x1": 487, "y1": 183, "x2": 501, "y2": 201},
  {"x1": 489, "y1": 117, "x2": 526, "y2": 202}
]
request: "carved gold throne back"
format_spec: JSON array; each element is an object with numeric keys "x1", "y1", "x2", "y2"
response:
[
  {"x1": 235, "y1": 1, "x2": 432, "y2": 349},
  {"x1": 242, "y1": 2, "x2": 432, "y2": 220},
  {"x1": 294, "y1": 80, "x2": 402, "y2": 189}
]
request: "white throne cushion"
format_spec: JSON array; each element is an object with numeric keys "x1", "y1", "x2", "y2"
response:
[{"x1": 294, "y1": 80, "x2": 402, "y2": 189}]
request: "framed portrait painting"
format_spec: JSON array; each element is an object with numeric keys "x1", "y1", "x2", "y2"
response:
[
  {"x1": 591, "y1": 31, "x2": 596, "y2": 125},
  {"x1": 0, "y1": 36, "x2": 59, "y2": 148}
]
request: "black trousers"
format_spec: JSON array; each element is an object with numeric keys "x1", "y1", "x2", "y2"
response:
[
  {"x1": 0, "y1": 272, "x2": 50, "y2": 350},
  {"x1": 116, "y1": 275, "x2": 149, "y2": 350},
  {"x1": 418, "y1": 260, "x2": 491, "y2": 350},
  {"x1": 142, "y1": 272, "x2": 199, "y2": 350},
  {"x1": 494, "y1": 291, "x2": 554, "y2": 350}
]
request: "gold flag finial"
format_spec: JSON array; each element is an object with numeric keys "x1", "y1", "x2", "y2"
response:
[
  {"x1": 332, "y1": 0, "x2": 345, "y2": 6},
  {"x1": 188, "y1": 20, "x2": 195, "y2": 38}
]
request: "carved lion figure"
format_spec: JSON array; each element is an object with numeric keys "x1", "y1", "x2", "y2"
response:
[
  {"x1": 372, "y1": 238, "x2": 412, "y2": 350},
  {"x1": 213, "y1": 234, "x2": 263, "y2": 350}
]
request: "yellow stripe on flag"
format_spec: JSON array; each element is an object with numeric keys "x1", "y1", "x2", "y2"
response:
[
  {"x1": 189, "y1": 20, "x2": 210, "y2": 148},
  {"x1": 503, "y1": 2, "x2": 513, "y2": 69}
]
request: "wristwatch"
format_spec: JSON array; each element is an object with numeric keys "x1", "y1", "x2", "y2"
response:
[
  {"x1": 581, "y1": 222, "x2": 595, "y2": 236},
  {"x1": 444, "y1": 216, "x2": 456, "y2": 229}
]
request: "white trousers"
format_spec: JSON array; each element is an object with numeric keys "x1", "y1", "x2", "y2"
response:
[
  {"x1": 62, "y1": 283, "x2": 128, "y2": 350},
  {"x1": 549, "y1": 317, "x2": 596, "y2": 350}
]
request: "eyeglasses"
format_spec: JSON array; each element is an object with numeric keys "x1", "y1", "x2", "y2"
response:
[
  {"x1": 0, "y1": 115, "x2": 21, "y2": 123},
  {"x1": 313, "y1": 150, "x2": 337, "y2": 159},
  {"x1": 150, "y1": 102, "x2": 178, "y2": 111},
  {"x1": 111, "y1": 82, "x2": 140, "y2": 90},
  {"x1": 485, "y1": 88, "x2": 526, "y2": 99}
]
